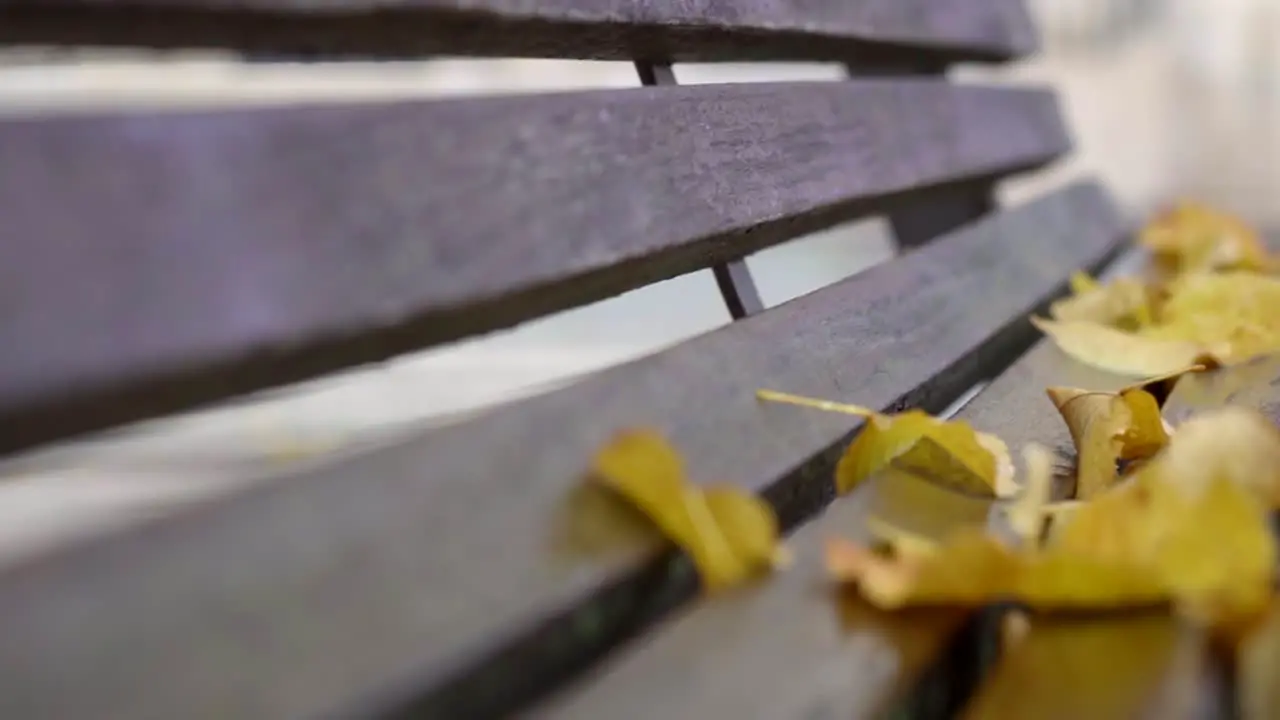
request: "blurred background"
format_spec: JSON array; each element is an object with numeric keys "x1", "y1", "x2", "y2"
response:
[{"x1": 1, "y1": 0, "x2": 1278, "y2": 556}]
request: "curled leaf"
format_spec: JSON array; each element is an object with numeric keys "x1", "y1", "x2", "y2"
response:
[
  {"x1": 829, "y1": 473, "x2": 1273, "y2": 625},
  {"x1": 866, "y1": 516, "x2": 940, "y2": 558},
  {"x1": 1143, "y1": 272, "x2": 1280, "y2": 364},
  {"x1": 1050, "y1": 275, "x2": 1152, "y2": 330},
  {"x1": 756, "y1": 390, "x2": 1014, "y2": 497},
  {"x1": 590, "y1": 429, "x2": 786, "y2": 591},
  {"x1": 826, "y1": 530, "x2": 1168, "y2": 611},
  {"x1": 1046, "y1": 385, "x2": 1171, "y2": 499},
  {"x1": 1032, "y1": 317, "x2": 1211, "y2": 377},
  {"x1": 1005, "y1": 444, "x2": 1055, "y2": 546},
  {"x1": 1140, "y1": 201, "x2": 1272, "y2": 274},
  {"x1": 1069, "y1": 270, "x2": 1100, "y2": 295},
  {"x1": 1139, "y1": 407, "x2": 1280, "y2": 509}
]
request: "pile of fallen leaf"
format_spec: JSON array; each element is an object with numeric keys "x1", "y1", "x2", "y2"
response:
[{"x1": 584, "y1": 201, "x2": 1280, "y2": 641}]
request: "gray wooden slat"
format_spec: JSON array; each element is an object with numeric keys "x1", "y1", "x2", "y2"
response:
[
  {"x1": 0, "y1": 0, "x2": 1038, "y2": 62},
  {"x1": 0, "y1": 80, "x2": 1071, "y2": 454},
  {"x1": 0, "y1": 183, "x2": 1125, "y2": 720}
]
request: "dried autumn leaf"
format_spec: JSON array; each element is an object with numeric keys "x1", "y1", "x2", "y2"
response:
[
  {"x1": 829, "y1": 473, "x2": 1272, "y2": 624},
  {"x1": 1046, "y1": 385, "x2": 1171, "y2": 499},
  {"x1": 1070, "y1": 270, "x2": 1099, "y2": 295},
  {"x1": 1005, "y1": 444, "x2": 1055, "y2": 546},
  {"x1": 1050, "y1": 274, "x2": 1152, "y2": 330},
  {"x1": 1139, "y1": 201, "x2": 1273, "y2": 274},
  {"x1": 866, "y1": 516, "x2": 940, "y2": 557},
  {"x1": 1138, "y1": 406, "x2": 1280, "y2": 509},
  {"x1": 1032, "y1": 317, "x2": 1211, "y2": 377},
  {"x1": 826, "y1": 530, "x2": 1168, "y2": 611},
  {"x1": 1147, "y1": 475, "x2": 1275, "y2": 624},
  {"x1": 831, "y1": 421, "x2": 1277, "y2": 627},
  {"x1": 590, "y1": 429, "x2": 786, "y2": 591},
  {"x1": 756, "y1": 390, "x2": 1014, "y2": 497},
  {"x1": 1142, "y1": 272, "x2": 1280, "y2": 364}
]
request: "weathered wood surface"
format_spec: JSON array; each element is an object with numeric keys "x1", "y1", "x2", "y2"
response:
[
  {"x1": 0, "y1": 0, "x2": 1037, "y2": 62},
  {"x1": 0, "y1": 185, "x2": 1124, "y2": 720},
  {"x1": 0, "y1": 81, "x2": 1069, "y2": 454}
]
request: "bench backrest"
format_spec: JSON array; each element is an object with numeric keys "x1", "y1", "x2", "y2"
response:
[{"x1": 0, "y1": 2, "x2": 1131, "y2": 719}]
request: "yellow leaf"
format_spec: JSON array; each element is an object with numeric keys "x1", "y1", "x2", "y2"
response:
[
  {"x1": 826, "y1": 530, "x2": 1167, "y2": 611},
  {"x1": 1139, "y1": 201, "x2": 1272, "y2": 274},
  {"x1": 1032, "y1": 316, "x2": 1210, "y2": 377},
  {"x1": 702, "y1": 486, "x2": 794, "y2": 569},
  {"x1": 866, "y1": 516, "x2": 940, "y2": 558},
  {"x1": 830, "y1": 446, "x2": 1275, "y2": 625},
  {"x1": 1143, "y1": 272, "x2": 1280, "y2": 364},
  {"x1": 1139, "y1": 407, "x2": 1280, "y2": 510},
  {"x1": 1050, "y1": 276, "x2": 1152, "y2": 330},
  {"x1": 756, "y1": 390, "x2": 1013, "y2": 497},
  {"x1": 1069, "y1": 270, "x2": 1100, "y2": 294},
  {"x1": 1045, "y1": 386, "x2": 1171, "y2": 499},
  {"x1": 1005, "y1": 444, "x2": 1056, "y2": 546},
  {"x1": 590, "y1": 429, "x2": 785, "y2": 591},
  {"x1": 1150, "y1": 475, "x2": 1275, "y2": 624}
]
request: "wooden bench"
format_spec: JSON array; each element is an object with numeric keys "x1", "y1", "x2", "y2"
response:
[{"x1": 0, "y1": 1, "x2": 1265, "y2": 718}]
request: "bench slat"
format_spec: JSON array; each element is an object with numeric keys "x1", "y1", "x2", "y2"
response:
[
  {"x1": 0, "y1": 183, "x2": 1124, "y2": 720},
  {"x1": 0, "y1": 81, "x2": 1070, "y2": 453},
  {"x1": 0, "y1": 0, "x2": 1037, "y2": 62}
]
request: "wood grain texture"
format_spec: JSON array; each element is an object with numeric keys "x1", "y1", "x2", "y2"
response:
[
  {"x1": 0, "y1": 81, "x2": 1071, "y2": 454},
  {"x1": 0, "y1": 0, "x2": 1038, "y2": 62},
  {"x1": 0, "y1": 184, "x2": 1125, "y2": 720}
]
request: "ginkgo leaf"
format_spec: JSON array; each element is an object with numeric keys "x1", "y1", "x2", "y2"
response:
[
  {"x1": 1046, "y1": 385, "x2": 1171, "y2": 499},
  {"x1": 826, "y1": 530, "x2": 1168, "y2": 611},
  {"x1": 828, "y1": 472, "x2": 1274, "y2": 625},
  {"x1": 1126, "y1": 363, "x2": 1210, "y2": 408},
  {"x1": 1005, "y1": 444, "x2": 1056, "y2": 546},
  {"x1": 1050, "y1": 275, "x2": 1152, "y2": 330},
  {"x1": 1139, "y1": 201, "x2": 1273, "y2": 274},
  {"x1": 1137, "y1": 407, "x2": 1280, "y2": 509},
  {"x1": 589, "y1": 429, "x2": 786, "y2": 591},
  {"x1": 1032, "y1": 317, "x2": 1212, "y2": 377},
  {"x1": 1147, "y1": 476, "x2": 1276, "y2": 624},
  {"x1": 1070, "y1": 270, "x2": 1100, "y2": 295},
  {"x1": 1143, "y1": 272, "x2": 1280, "y2": 364},
  {"x1": 756, "y1": 390, "x2": 1014, "y2": 497},
  {"x1": 866, "y1": 516, "x2": 940, "y2": 558},
  {"x1": 702, "y1": 486, "x2": 794, "y2": 570}
]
